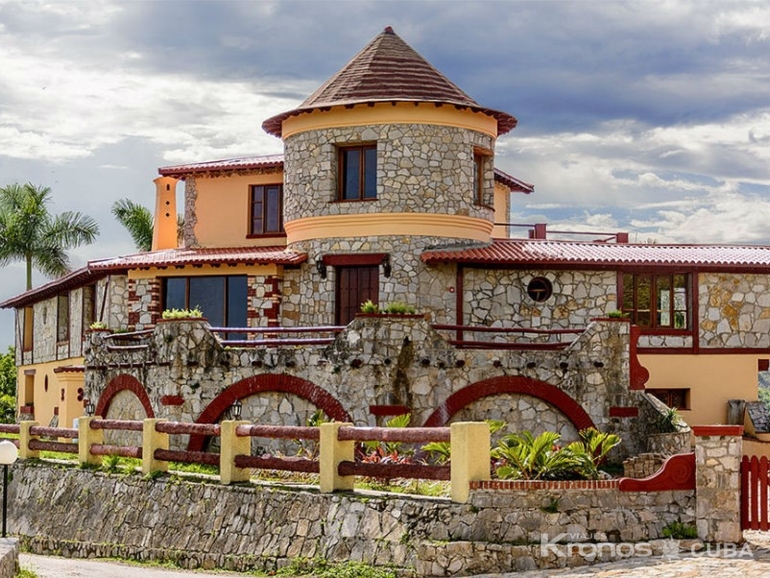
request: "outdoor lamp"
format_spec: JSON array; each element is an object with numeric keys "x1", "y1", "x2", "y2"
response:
[
  {"x1": 85, "y1": 401, "x2": 95, "y2": 416},
  {"x1": 231, "y1": 399, "x2": 243, "y2": 420},
  {"x1": 0, "y1": 440, "x2": 19, "y2": 538}
]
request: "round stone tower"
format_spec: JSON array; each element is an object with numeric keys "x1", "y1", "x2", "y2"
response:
[{"x1": 262, "y1": 27, "x2": 518, "y2": 324}]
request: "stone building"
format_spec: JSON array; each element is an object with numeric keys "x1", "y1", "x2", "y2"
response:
[{"x1": 3, "y1": 27, "x2": 770, "y2": 454}]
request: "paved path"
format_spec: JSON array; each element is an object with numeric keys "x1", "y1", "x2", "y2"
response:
[{"x1": 18, "y1": 532, "x2": 770, "y2": 577}]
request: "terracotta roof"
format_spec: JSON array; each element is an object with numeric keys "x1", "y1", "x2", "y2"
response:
[
  {"x1": 421, "y1": 239, "x2": 770, "y2": 270},
  {"x1": 262, "y1": 27, "x2": 517, "y2": 137},
  {"x1": 0, "y1": 247, "x2": 307, "y2": 309},
  {"x1": 494, "y1": 168, "x2": 534, "y2": 194},
  {"x1": 158, "y1": 155, "x2": 283, "y2": 178},
  {"x1": 89, "y1": 246, "x2": 307, "y2": 270}
]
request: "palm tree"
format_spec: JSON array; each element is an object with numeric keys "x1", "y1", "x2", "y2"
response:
[
  {"x1": 111, "y1": 198, "x2": 153, "y2": 252},
  {"x1": 0, "y1": 183, "x2": 99, "y2": 290}
]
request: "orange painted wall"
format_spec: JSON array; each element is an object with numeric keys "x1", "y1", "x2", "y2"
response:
[
  {"x1": 192, "y1": 171, "x2": 286, "y2": 248},
  {"x1": 641, "y1": 353, "x2": 759, "y2": 427},
  {"x1": 17, "y1": 359, "x2": 85, "y2": 429}
]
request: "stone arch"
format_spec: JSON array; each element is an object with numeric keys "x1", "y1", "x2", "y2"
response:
[
  {"x1": 95, "y1": 374, "x2": 155, "y2": 419},
  {"x1": 187, "y1": 374, "x2": 351, "y2": 452},
  {"x1": 422, "y1": 376, "x2": 596, "y2": 431}
]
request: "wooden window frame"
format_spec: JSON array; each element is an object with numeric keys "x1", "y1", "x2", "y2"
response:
[
  {"x1": 621, "y1": 272, "x2": 691, "y2": 333},
  {"x1": 649, "y1": 388, "x2": 690, "y2": 410},
  {"x1": 248, "y1": 184, "x2": 284, "y2": 237},
  {"x1": 338, "y1": 144, "x2": 377, "y2": 202},
  {"x1": 22, "y1": 306, "x2": 34, "y2": 352},
  {"x1": 56, "y1": 293, "x2": 69, "y2": 343}
]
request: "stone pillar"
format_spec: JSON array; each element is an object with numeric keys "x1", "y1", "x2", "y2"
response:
[
  {"x1": 319, "y1": 422, "x2": 354, "y2": 493},
  {"x1": 78, "y1": 416, "x2": 103, "y2": 466},
  {"x1": 142, "y1": 418, "x2": 169, "y2": 475},
  {"x1": 450, "y1": 421, "x2": 491, "y2": 504},
  {"x1": 693, "y1": 425, "x2": 743, "y2": 543},
  {"x1": 220, "y1": 420, "x2": 251, "y2": 484}
]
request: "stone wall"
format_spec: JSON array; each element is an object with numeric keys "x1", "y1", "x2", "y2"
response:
[
  {"x1": 8, "y1": 461, "x2": 695, "y2": 576},
  {"x1": 699, "y1": 272, "x2": 770, "y2": 348},
  {"x1": 0, "y1": 540, "x2": 17, "y2": 578},
  {"x1": 85, "y1": 317, "x2": 650, "y2": 459}
]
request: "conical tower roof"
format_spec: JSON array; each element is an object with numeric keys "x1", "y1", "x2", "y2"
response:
[{"x1": 262, "y1": 27, "x2": 517, "y2": 137}]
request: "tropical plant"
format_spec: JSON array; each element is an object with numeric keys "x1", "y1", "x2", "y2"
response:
[
  {"x1": 360, "y1": 299, "x2": 379, "y2": 314},
  {"x1": 422, "y1": 419, "x2": 506, "y2": 465},
  {"x1": 0, "y1": 183, "x2": 99, "y2": 289},
  {"x1": 492, "y1": 428, "x2": 621, "y2": 480},
  {"x1": 0, "y1": 347, "x2": 16, "y2": 424},
  {"x1": 111, "y1": 198, "x2": 154, "y2": 252},
  {"x1": 655, "y1": 407, "x2": 683, "y2": 434},
  {"x1": 161, "y1": 307, "x2": 203, "y2": 319}
]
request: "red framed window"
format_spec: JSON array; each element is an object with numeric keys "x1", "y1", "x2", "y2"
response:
[
  {"x1": 621, "y1": 273, "x2": 690, "y2": 330},
  {"x1": 335, "y1": 266, "x2": 379, "y2": 325},
  {"x1": 339, "y1": 145, "x2": 377, "y2": 201},
  {"x1": 250, "y1": 184, "x2": 283, "y2": 236},
  {"x1": 649, "y1": 388, "x2": 689, "y2": 410}
]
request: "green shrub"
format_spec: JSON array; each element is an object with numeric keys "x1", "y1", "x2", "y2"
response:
[
  {"x1": 662, "y1": 521, "x2": 698, "y2": 539},
  {"x1": 360, "y1": 300, "x2": 379, "y2": 314},
  {"x1": 161, "y1": 307, "x2": 203, "y2": 319},
  {"x1": 383, "y1": 301, "x2": 416, "y2": 315}
]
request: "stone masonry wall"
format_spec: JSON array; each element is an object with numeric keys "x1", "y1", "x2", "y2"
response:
[
  {"x1": 9, "y1": 461, "x2": 695, "y2": 576},
  {"x1": 85, "y1": 317, "x2": 649, "y2": 459},
  {"x1": 283, "y1": 123, "x2": 494, "y2": 226},
  {"x1": 699, "y1": 272, "x2": 770, "y2": 348}
]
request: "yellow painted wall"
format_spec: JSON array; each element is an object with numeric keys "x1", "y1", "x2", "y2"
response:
[
  {"x1": 192, "y1": 171, "x2": 285, "y2": 248},
  {"x1": 492, "y1": 181, "x2": 510, "y2": 238},
  {"x1": 17, "y1": 359, "x2": 85, "y2": 428},
  {"x1": 128, "y1": 263, "x2": 279, "y2": 280},
  {"x1": 641, "y1": 353, "x2": 759, "y2": 427},
  {"x1": 281, "y1": 102, "x2": 499, "y2": 139}
]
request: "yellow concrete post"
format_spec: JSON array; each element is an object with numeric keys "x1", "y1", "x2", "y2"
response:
[
  {"x1": 142, "y1": 418, "x2": 169, "y2": 475},
  {"x1": 450, "y1": 421, "x2": 491, "y2": 504},
  {"x1": 319, "y1": 422, "x2": 355, "y2": 493},
  {"x1": 220, "y1": 420, "x2": 251, "y2": 484},
  {"x1": 77, "y1": 416, "x2": 103, "y2": 466},
  {"x1": 18, "y1": 421, "x2": 39, "y2": 460}
]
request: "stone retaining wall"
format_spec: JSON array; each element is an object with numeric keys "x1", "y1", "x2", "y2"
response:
[
  {"x1": 9, "y1": 460, "x2": 695, "y2": 577},
  {"x1": 0, "y1": 540, "x2": 18, "y2": 578}
]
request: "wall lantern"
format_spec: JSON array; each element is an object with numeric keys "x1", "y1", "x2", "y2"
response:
[
  {"x1": 85, "y1": 401, "x2": 95, "y2": 417},
  {"x1": 315, "y1": 260, "x2": 327, "y2": 280},
  {"x1": 0, "y1": 440, "x2": 18, "y2": 538},
  {"x1": 381, "y1": 255, "x2": 392, "y2": 278},
  {"x1": 231, "y1": 399, "x2": 243, "y2": 420}
]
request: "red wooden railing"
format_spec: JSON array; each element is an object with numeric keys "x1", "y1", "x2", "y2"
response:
[{"x1": 741, "y1": 455, "x2": 770, "y2": 530}]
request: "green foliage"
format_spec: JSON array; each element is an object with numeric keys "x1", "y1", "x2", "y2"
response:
[
  {"x1": 360, "y1": 299, "x2": 379, "y2": 314},
  {"x1": 294, "y1": 409, "x2": 328, "y2": 459},
  {"x1": 0, "y1": 182, "x2": 99, "y2": 289},
  {"x1": 662, "y1": 521, "x2": 698, "y2": 539},
  {"x1": 89, "y1": 321, "x2": 108, "y2": 330},
  {"x1": 111, "y1": 198, "x2": 154, "y2": 252},
  {"x1": 362, "y1": 413, "x2": 413, "y2": 459},
  {"x1": 655, "y1": 407, "x2": 683, "y2": 434},
  {"x1": 541, "y1": 496, "x2": 560, "y2": 513},
  {"x1": 17, "y1": 568, "x2": 39, "y2": 578},
  {"x1": 168, "y1": 461, "x2": 219, "y2": 476},
  {"x1": 492, "y1": 428, "x2": 621, "y2": 480},
  {"x1": 103, "y1": 454, "x2": 121, "y2": 473},
  {"x1": 161, "y1": 307, "x2": 203, "y2": 319},
  {"x1": 422, "y1": 419, "x2": 505, "y2": 465},
  {"x1": 0, "y1": 346, "x2": 16, "y2": 424},
  {"x1": 607, "y1": 310, "x2": 629, "y2": 318},
  {"x1": 275, "y1": 557, "x2": 397, "y2": 578},
  {"x1": 382, "y1": 302, "x2": 416, "y2": 315}
]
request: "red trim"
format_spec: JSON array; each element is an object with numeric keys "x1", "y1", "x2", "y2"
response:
[
  {"x1": 96, "y1": 374, "x2": 155, "y2": 419},
  {"x1": 160, "y1": 395, "x2": 185, "y2": 406},
  {"x1": 629, "y1": 325, "x2": 649, "y2": 390},
  {"x1": 187, "y1": 374, "x2": 351, "y2": 452},
  {"x1": 369, "y1": 405, "x2": 410, "y2": 417},
  {"x1": 422, "y1": 376, "x2": 596, "y2": 431},
  {"x1": 472, "y1": 479, "x2": 619, "y2": 491},
  {"x1": 456, "y1": 264, "x2": 464, "y2": 342},
  {"x1": 322, "y1": 253, "x2": 387, "y2": 267},
  {"x1": 618, "y1": 452, "x2": 695, "y2": 492},
  {"x1": 759, "y1": 359, "x2": 770, "y2": 372},
  {"x1": 640, "y1": 347, "x2": 770, "y2": 355},
  {"x1": 609, "y1": 406, "x2": 639, "y2": 418},
  {"x1": 692, "y1": 425, "x2": 744, "y2": 437}
]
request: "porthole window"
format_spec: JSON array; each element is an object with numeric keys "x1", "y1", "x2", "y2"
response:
[{"x1": 527, "y1": 277, "x2": 553, "y2": 302}]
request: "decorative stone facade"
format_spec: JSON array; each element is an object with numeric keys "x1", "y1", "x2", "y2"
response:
[
  {"x1": 622, "y1": 453, "x2": 666, "y2": 478},
  {"x1": 85, "y1": 316, "x2": 654, "y2": 459},
  {"x1": 699, "y1": 273, "x2": 770, "y2": 348},
  {"x1": 283, "y1": 124, "x2": 494, "y2": 226}
]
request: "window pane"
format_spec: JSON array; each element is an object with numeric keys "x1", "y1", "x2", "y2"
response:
[
  {"x1": 657, "y1": 276, "x2": 671, "y2": 327},
  {"x1": 636, "y1": 275, "x2": 651, "y2": 327},
  {"x1": 190, "y1": 277, "x2": 225, "y2": 327},
  {"x1": 227, "y1": 276, "x2": 248, "y2": 328},
  {"x1": 266, "y1": 186, "x2": 281, "y2": 233},
  {"x1": 57, "y1": 294, "x2": 69, "y2": 342},
  {"x1": 363, "y1": 147, "x2": 377, "y2": 199},
  {"x1": 343, "y1": 149, "x2": 361, "y2": 200},
  {"x1": 622, "y1": 273, "x2": 635, "y2": 313},
  {"x1": 164, "y1": 278, "x2": 187, "y2": 311},
  {"x1": 251, "y1": 186, "x2": 264, "y2": 234}
]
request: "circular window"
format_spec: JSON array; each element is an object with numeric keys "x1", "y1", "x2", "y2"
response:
[{"x1": 527, "y1": 277, "x2": 553, "y2": 302}]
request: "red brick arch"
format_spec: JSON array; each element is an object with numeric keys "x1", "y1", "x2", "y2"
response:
[
  {"x1": 422, "y1": 376, "x2": 596, "y2": 431},
  {"x1": 96, "y1": 374, "x2": 155, "y2": 419},
  {"x1": 187, "y1": 374, "x2": 351, "y2": 452}
]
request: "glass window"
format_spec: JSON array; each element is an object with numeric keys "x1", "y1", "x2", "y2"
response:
[
  {"x1": 250, "y1": 185, "x2": 283, "y2": 236},
  {"x1": 622, "y1": 273, "x2": 690, "y2": 330},
  {"x1": 162, "y1": 276, "x2": 247, "y2": 328},
  {"x1": 339, "y1": 145, "x2": 377, "y2": 201}
]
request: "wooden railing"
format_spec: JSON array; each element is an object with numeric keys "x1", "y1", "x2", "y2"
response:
[{"x1": 0, "y1": 418, "x2": 491, "y2": 504}]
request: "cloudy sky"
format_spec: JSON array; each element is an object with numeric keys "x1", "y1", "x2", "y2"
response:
[{"x1": 1, "y1": 0, "x2": 769, "y2": 348}]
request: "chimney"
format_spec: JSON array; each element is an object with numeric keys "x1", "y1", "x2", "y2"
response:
[{"x1": 152, "y1": 176, "x2": 178, "y2": 251}]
